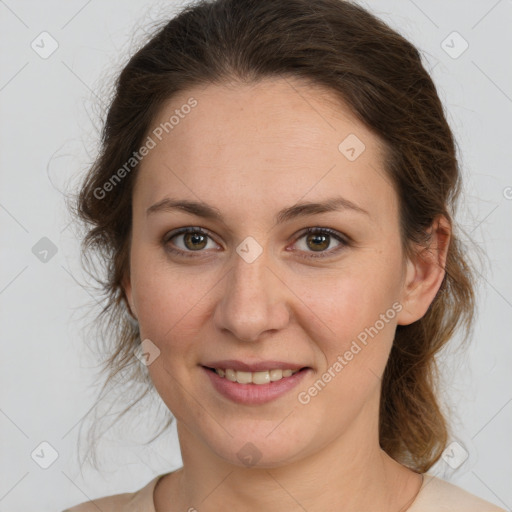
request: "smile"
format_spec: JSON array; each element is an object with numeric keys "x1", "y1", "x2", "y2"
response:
[
  {"x1": 211, "y1": 367, "x2": 301, "y2": 385},
  {"x1": 202, "y1": 365, "x2": 311, "y2": 405}
]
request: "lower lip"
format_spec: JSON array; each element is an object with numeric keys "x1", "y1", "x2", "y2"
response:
[{"x1": 202, "y1": 366, "x2": 311, "y2": 405}]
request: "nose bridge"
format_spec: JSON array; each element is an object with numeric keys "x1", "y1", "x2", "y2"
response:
[{"x1": 214, "y1": 242, "x2": 289, "y2": 342}]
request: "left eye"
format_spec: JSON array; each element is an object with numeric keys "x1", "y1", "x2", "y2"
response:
[
  {"x1": 163, "y1": 227, "x2": 348, "y2": 259},
  {"x1": 292, "y1": 228, "x2": 346, "y2": 258}
]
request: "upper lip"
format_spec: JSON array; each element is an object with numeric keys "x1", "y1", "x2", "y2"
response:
[{"x1": 202, "y1": 360, "x2": 308, "y2": 372}]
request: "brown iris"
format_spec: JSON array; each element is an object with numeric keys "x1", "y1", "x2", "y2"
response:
[
  {"x1": 184, "y1": 232, "x2": 208, "y2": 250},
  {"x1": 306, "y1": 232, "x2": 330, "y2": 251}
]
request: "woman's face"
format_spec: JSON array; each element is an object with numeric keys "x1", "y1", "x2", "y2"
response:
[{"x1": 125, "y1": 77, "x2": 420, "y2": 468}]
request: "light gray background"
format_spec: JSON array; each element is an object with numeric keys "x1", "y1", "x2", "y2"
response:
[{"x1": 0, "y1": 1, "x2": 511, "y2": 510}]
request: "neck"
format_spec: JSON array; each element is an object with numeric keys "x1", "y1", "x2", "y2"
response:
[{"x1": 156, "y1": 402, "x2": 422, "y2": 512}]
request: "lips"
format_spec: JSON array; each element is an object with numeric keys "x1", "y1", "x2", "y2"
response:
[
  {"x1": 200, "y1": 359, "x2": 311, "y2": 404},
  {"x1": 202, "y1": 363, "x2": 311, "y2": 405},
  {"x1": 202, "y1": 359, "x2": 307, "y2": 372},
  {"x1": 202, "y1": 360, "x2": 309, "y2": 386}
]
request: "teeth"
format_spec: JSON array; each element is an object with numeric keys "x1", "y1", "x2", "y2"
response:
[
  {"x1": 214, "y1": 367, "x2": 301, "y2": 385},
  {"x1": 270, "y1": 369, "x2": 282, "y2": 382}
]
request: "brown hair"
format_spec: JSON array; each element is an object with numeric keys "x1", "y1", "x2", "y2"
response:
[{"x1": 73, "y1": 0, "x2": 474, "y2": 473}]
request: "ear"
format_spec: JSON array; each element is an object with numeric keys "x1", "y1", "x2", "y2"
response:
[
  {"x1": 122, "y1": 273, "x2": 138, "y2": 320},
  {"x1": 396, "y1": 215, "x2": 450, "y2": 326}
]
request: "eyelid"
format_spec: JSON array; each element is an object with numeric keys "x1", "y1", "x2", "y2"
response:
[
  {"x1": 289, "y1": 227, "x2": 350, "y2": 259},
  {"x1": 163, "y1": 226, "x2": 350, "y2": 259},
  {"x1": 163, "y1": 226, "x2": 222, "y2": 256}
]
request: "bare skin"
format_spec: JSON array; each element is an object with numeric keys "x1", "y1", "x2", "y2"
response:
[{"x1": 123, "y1": 77, "x2": 449, "y2": 511}]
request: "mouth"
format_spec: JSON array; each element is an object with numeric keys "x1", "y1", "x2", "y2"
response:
[
  {"x1": 201, "y1": 363, "x2": 312, "y2": 405},
  {"x1": 202, "y1": 366, "x2": 307, "y2": 385}
]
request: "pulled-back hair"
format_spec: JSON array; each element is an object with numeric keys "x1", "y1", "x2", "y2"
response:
[{"x1": 74, "y1": 0, "x2": 474, "y2": 473}]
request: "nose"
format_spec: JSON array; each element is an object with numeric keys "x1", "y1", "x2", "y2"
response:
[{"x1": 213, "y1": 249, "x2": 291, "y2": 342}]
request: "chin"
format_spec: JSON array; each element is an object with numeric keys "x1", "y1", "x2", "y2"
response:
[{"x1": 201, "y1": 421, "x2": 315, "y2": 469}]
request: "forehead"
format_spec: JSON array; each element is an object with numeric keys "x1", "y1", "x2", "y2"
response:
[
  {"x1": 147, "y1": 77, "x2": 378, "y2": 160},
  {"x1": 135, "y1": 77, "x2": 395, "y2": 219}
]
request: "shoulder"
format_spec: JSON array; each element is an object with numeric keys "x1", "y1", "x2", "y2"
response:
[
  {"x1": 409, "y1": 474, "x2": 507, "y2": 512},
  {"x1": 62, "y1": 473, "x2": 165, "y2": 512},
  {"x1": 62, "y1": 490, "x2": 134, "y2": 511}
]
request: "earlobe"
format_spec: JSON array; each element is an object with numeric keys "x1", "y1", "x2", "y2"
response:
[{"x1": 396, "y1": 215, "x2": 451, "y2": 326}]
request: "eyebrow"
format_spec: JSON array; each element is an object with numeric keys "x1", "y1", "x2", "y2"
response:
[{"x1": 146, "y1": 196, "x2": 369, "y2": 225}]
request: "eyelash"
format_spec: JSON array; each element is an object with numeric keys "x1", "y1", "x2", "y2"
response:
[{"x1": 163, "y1": 226, "x2": 350, "y2": 260}]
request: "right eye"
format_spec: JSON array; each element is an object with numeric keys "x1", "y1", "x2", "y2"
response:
[{"x1": 163, "y1": 227, "x2": 221, "y2": 257}]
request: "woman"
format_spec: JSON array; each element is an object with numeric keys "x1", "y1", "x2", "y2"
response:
[{"x1": 64, "y1": 0, "x2": 506, "y2": 510}]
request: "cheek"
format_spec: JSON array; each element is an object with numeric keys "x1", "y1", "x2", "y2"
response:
[
  {"x1": 292, "y1": 274, "x2": 400, "y2": 420},
  {"x1": 131, "y1": 234, "x2": 403, "y2": 354},
  {"x1": 296, "y1": 265, "x2": 401, "y2": 342},
  {"x1": 129, "y1": 243, "x2": 213, "y2": 340},
  {"x1": 288, "y1": 259, "x2": 403, "y2": 396}
]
